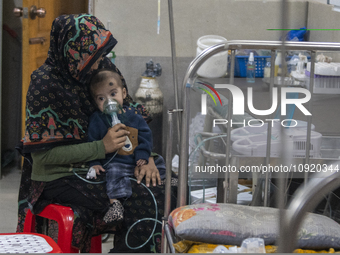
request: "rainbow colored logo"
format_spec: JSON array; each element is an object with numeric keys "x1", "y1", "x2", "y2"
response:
[{"x1": 197, "y1": 82, "x2": 222, "y2": 106}]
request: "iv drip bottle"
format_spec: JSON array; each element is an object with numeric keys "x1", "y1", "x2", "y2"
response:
[
  {"x1": 246, "y1": 52, "x2": 255, "y2": 83},
  {"x1": 264, "y1": 58, "x2": 271, "y2": 78},
  {"x1": 274, "y1": 52, "x2": 282, "y2": 76}
]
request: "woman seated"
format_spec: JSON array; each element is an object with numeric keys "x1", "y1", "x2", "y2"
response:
[{"x1": 17, "y1": 13, "x2": 177, "y2": 253}]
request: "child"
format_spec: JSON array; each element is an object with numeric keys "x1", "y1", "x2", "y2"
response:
[{"x1": 87, "y1": 69, "x2": 155, "y2": 223}]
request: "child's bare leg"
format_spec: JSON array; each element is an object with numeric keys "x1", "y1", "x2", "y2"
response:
[{"x1": 110, "y1": 198, "x2": 118, "y2": 204}]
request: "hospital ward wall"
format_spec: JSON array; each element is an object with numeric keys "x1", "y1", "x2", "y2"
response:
[{"x1": 94, "y1": 0, "x2": 338, "y2": 155}]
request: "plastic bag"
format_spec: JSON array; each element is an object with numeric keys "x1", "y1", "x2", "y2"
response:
[{"x1": 282, "y1": 27, "x2": 307, "y2": 41}]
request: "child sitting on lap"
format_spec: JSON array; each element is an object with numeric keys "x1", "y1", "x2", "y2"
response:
[{"x1": 87, "y1": 69, "x2": 158, "y2": 223}]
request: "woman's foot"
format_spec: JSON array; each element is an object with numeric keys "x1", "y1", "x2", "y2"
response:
[{"x1": 103, "y1": 200, "x2": 124, "y2": 223}]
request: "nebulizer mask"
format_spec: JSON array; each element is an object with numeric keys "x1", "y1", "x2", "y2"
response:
[
  {"x1": 103, "y1": 98, "x2": 133, "y2": 152},
  {"x1": 103, "y1": 98, "x2": 123, "y2": 127}
]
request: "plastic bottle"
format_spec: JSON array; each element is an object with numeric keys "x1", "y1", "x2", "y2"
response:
[
  {"x1": 212, "y1": 245, "x2": 230, "y2": 253},
  {"x1": 274, "y1": 52, "x2": 282, "y2": 76},
  {"x1": 106, "y1": 51, "x2": 116, "y2": 64},
  {"x1": 297, "y1": 53, "x2": 308, "y2": 74},
  {"x1": 246, "y1": 52, "x2": 255, "y2": 83},
  {"x1": 264, "y1": 58, "x2": 271, "y2": 78},
  {"x1": 287, "y1": 55, "x2": 300, "y2": 74}
]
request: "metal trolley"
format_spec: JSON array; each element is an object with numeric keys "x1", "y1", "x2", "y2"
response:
[{"x1": 162, "y1": 40, "x2": 340, "y2": 253}]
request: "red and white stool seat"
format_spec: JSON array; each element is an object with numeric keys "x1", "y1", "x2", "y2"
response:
[{"x1": 0, "y1": 233, "x2": 62, "y2": 253}]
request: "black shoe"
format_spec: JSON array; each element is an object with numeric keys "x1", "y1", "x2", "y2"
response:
[{"x1": 104, "y1": 200, "x2": 124, "y2": 223}]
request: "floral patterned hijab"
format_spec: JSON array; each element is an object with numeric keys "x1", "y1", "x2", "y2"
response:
[{"x1": 22, "y1": 14, "x2": 118, "y2": 153}]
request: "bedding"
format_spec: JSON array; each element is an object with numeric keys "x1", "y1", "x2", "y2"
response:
[{"x1": 169, "y1": 203, "x2": 340, "y2": 249}]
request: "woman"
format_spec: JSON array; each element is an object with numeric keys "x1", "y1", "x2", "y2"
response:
[{"x1": 17, "y1": 14, "x2": 176, "y2": 253}]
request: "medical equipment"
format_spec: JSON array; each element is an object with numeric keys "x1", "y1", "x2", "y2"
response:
[
  {"x1": 103, "y1": 98, "x2": 133, "y2": 153},
  {"x1": 134, "y1": 60, "x2": 164, "y2": 154},
  {"x1": 196, "y1": 35, "x2": 228, "y2": 78},
  {"x1": 305, "y1": 62, "x2": 340, "y2": 94},
  {"x1": 103, "y1": 98, "x2": 122, "y2": 126}
]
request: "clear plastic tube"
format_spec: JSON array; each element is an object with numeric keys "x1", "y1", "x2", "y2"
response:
[{"x1": 188, "y1": 133, "x2": 228, "y2": 204}]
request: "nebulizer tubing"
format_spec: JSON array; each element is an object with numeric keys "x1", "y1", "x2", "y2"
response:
[
  {"x1": 72, "y1": 168, "x2": 106, "y2": 184},
  {"x1": 72, "y1": 175, "x2": 162, "y2": 250},
  {"x1": 104, "y1": 99, "x2": 162, "y2": 249},
  {"x1": 157, "y1": 0, "x2": 161, "y2": 34},
  {"x1": 78, "y1": 175, "x2": 162, "y2": 250},
  {"x1": 124, "y1": 177, "x2": 162, "y2": 250},
  {"x1": 188, "y1": 133, "x2": 228, "y2": 204}
]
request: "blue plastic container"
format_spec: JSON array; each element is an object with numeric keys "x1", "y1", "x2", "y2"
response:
[{"x1": 234, "y1": 56, "x2": 271, "y2": 78}]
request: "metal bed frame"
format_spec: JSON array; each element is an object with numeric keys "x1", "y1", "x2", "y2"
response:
[{"x1": 162, "y1": 40, "x2": 340, "y2": 253}]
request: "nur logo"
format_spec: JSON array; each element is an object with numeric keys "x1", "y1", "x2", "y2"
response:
[
  {"x1": 199, "y1": 83, "x2": 312, "y2": 116},
  {"x1": 197, "y1": 82, "x2": 223, "y2": 115}
]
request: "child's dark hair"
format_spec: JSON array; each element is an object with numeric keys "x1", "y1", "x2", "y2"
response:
[{"x1": 89, "y1": 68, "x2": 123, "y2": 96}]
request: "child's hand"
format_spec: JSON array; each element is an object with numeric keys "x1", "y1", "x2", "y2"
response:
[
  {"x1": 136, "y1": 159, "x2": 147, "y2": 167},
  {"x1": 87, "y1": 165, "x2": 105, "y2": 179},
  {"x1": 86, "y1": 167, "x2": 96, "y2": 179}
]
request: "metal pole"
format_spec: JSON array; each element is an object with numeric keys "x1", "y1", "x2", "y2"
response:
[
  {"x1": 263, "y1": 50, "x2": 276, "y2": 207},
  {"x1": 167, "y1": 0, "x2": 181, "y2": 150},
  {"x1": 162, "y1": 109, "x2": 181, "y2": 252},
  {"x1": 223, "y1": 49, "x2": 235, "y2": 203},
  {"x1": 0, "y1": 0, "x2": 2, "y2": 179},
  {"x1": 278, "y1": 0, "x2": 289, "y2": 250},
  {"x1": 178, "y1": 87, "x2": 190, "y2": 207},
  {"x1": 87, "y1": 0, "x2": 94, "y2": 14},
  {"x1": 164, "y1": 224, "x2": 176, "y2": 253},
  {"x1": 161, "y1": 111, "x2": 173, "y2": 253},
  {"x1": 164, "y1": 111, "x2": 175, "y2": 216},
  {"x1": 161, "y1": 220, "x2": 168, "y2": 253},
  {"x1": 304, "y1": 51, "x2": 316, "y2": 185},
  {"x1": 220, "y1": 40, "x2": 340, "y2": 51}
]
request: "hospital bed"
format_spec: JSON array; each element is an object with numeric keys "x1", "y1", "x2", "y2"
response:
[{"x1": 162, "y1": 40, "x2": 340, "y2": 253}]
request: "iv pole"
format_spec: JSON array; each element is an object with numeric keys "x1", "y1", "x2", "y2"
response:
[
  {"x1": 167, "y1": 0, "x2": 181, "y2": 148},
  {"x1": 161, "y1": 1, "x2": 181, "y2": 252}
]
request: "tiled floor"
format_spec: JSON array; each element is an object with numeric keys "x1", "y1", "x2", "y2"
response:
[
  {"x1": 0, "y1": 162, "x2": 113, "y2": 253},
  {"x1": 0, "y1": 163, "x2": 21, "y2": 234}
]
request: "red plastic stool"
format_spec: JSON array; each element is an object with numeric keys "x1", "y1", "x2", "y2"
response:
[{"x1": 23, "y1": 204, "x2": 102, "y2": 253}]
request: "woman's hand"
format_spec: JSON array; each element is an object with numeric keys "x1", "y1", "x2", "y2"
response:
[
  {"x1": 134, "y1": 157, "x2": 161, "y2": 187},
  {"x1": 102, "y1": 123, "x2": 130, "y2": 154}
]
